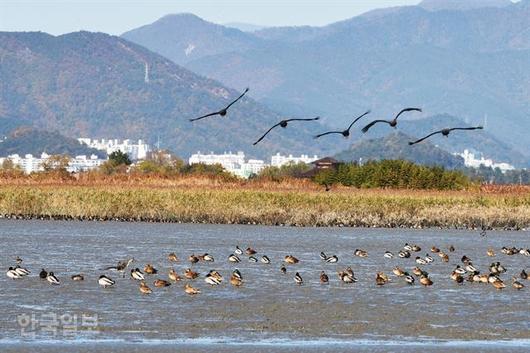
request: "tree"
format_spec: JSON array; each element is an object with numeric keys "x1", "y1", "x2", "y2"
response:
[
  {"x1": 41, "y1": 155, "x2": 71, "y2": 172},
  {"x1": 108, "y1": 151, "x2": 132, "y2": 166}
]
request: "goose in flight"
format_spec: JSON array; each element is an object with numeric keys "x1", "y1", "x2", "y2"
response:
[
  {"x1": 361, "y1": 108, "x2": 422, "y2": 133},
  {"x1": 314, "y1": 110, "x2": 371, "y2": 139},
  {"x1": 408, "y1": 126, "x2": 483, "y2": 145},
  {"x1": 253, "y1": 117, "x2": 320, "y2": 145},
  {"x1": 190, "y1": 88, "x2": 249, "y2": 122}
]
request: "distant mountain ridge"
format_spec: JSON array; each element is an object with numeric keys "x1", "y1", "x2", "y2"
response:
[
  {"x1": 419, "y1": 0, "x2": 513, "y2": 11},
  {"x1": 121, "y1": 1, "x2": 530, "y2": 159}
]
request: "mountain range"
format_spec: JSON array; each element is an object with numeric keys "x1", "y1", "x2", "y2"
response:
[
  {"x1": 122, "y1": 0, "x2": 530, "y2": 162},
  {"x1": 0, "y1": 31, "x2": 332, "y2": 160}
]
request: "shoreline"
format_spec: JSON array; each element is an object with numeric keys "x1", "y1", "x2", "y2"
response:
[{"x1": 0, "y1": 184, "x2": 528, "y2": 230}]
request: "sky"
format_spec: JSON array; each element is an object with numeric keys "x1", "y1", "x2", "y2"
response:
[{"x1": 0, "y1": 0, "x2": 422, "y2": 35}]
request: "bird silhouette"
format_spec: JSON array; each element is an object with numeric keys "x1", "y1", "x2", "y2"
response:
[
  {"x1": 361, "y1": 108, "x2": 421, "y2": 133},
  {"x1": 408, "y1": 126, "x2": 483, "y2": 145},
  {"x1": 253, "y1": 117, "x2": 320, "y2": 145},
  {"x1": 314, "y1": 110, "x2": 371, "y2": 139},
  {"x1": 189, "y1": 88, "x2": 249, "y2": 122}
]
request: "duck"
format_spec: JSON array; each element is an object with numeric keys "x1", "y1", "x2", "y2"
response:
[
  {"x1": 465, "y1": 263, "x2": 478, "y2": 273},
  {"x1": 280, "y1": 265, "x2": 287, "y2": 274},
  {"x1": 419, "y1": 275, "x2": 433, "y2": 287},
  {"x1": 404, "y1": 274, "x2": 415, "y2": 285},
  {"x1": 320, "y1": 271, "x2": 329, "y2": 284},
  {"x1": 71, "y1": 274, "x2": 84, "y2": 281},
  {"x1": 234, "y1": 246, "x2": 243, "y2": 255},
  {"x1": 205, "y1": 270, "x2": 223, "y2": 285},
  {"x1": 184, "y1": 268, "x2": 199, "y2": 280},
  {"x1": 403, "y1": 244, "x2": 413, "y2": 251},
  {"x1": 14, "y1": 266, "x2": 30, "y2": 277},
  {"x1": 6, "y1": 267, "x2": 21, "y2": 279},
  {"x1": 398, "y1": 250, "x2": 411, "y2": 258},
  {"x1": 461, "y1": 255, "x2": 471, "y2": 264},
  {"x1": 294, "y1": 272, "x2": 303, "y2": 285},
  {"x1": 200, "y1": 253, "x2": 215, "y2": 262},
  {"x1": 431, "y1": 246, "x2": 440, "y2": 253},
  {"x1": 168, "y1": 269, "x2": 182, "y2": 282},
  {"x1": 188, "y1": 254, "x2": 200, "y2": 264},
  {"x1": 144, "y1": 264, "x2": 158, "y2": 275},
  {"x1": 130, "y1": 268, "x2": 145, "y2": 281},
  {"x1": 154, "y1": 279, "x2": 171, "y2": 287},
  {"x1": 448, "y1": 245, "x2": 455, "y2": 252},
  {"x1": 376, "y1": 272, "x2": 389, "y2": 286},
  {"x1": 415, "y1": 257, "x2": 427, "y2": 265},
  {"x1": 39, "y1": 269, "x2": 48, "y2": 279},
  {"x1": 453, "y1": 265, "x2": 466, "y2": 275},
  {"x1": 261, "y1": 255, "x2": 271, "y2": 264},
  {"x1": 284, "y1": 255, "x2": 299, "y2": 264},
  {"x1": 491, "y1": 279, "x2": 506, "y2": 290},
  {"x1": 248, "y1": 256, "x2": 258, "y2": 263},
  {"x1": 15, "y1": 256, "x2": 23, "y2": 264},
  {"x1": 325, "y1": 255, "x2": 339, "y2": 263},
  {"x1": 246, "y1": 247, "x2": 257, "y2": 256},
  {"x1": 139, "y1": 281, "x2": 152, "y2": 294},
  {"x1": 46, "y1": 272, "x2": 60, "y2": 285},
  {"x1": 354, "y1": 249, "x2": 368, "y2": 258},
  {"x1": 392, "y1": 266, "x2": 405, "y2": 277},
  {"x1": 319, "y1": 252, "x2": 328, "y2": 260},
  {"x1": 424, "y1": 254, "x2": 434, "y2": 263},
  {"x1": 439, "y1": 252, "x2": 449, "y2": 262},
  {"x1": 98, "y1": 275, "x2": 115, "y2": 288},
  {"x1": 228, "y1": 254, "x2": 241, "y2": 263},
  {"x1": 512, "y1": 277, "x2": 525, "y2": 290},
  {"x1": 411, "y1": 245, "x2": 421, "y2": 252},
  {"x1": 184, "y1": 283, "x2": 200, "y2": 295},
  {"x1": 168, "y1": 253, "x2": 179, "y2": 263},
  {"x1": 232, "y1": 269, "x2": 242, "y2": 280},
  {"x1": 338, "y1": 269, "x2": 357, "y2": 283},
  {"x1": 487, "y1": 248, "x2": 495, "y2": 257},
  {"x1": 230, "y1": 273, "x2": 243, "y2": 286},
  {"x1": 384, "y1": 251, "x2": 394, "y2": 259},
  {"x1": 412, "y1": 267, "x2": 426, "y2": 277},
  {"x1": 519, "y1": 248, "x2": 530, "y2": 257}
]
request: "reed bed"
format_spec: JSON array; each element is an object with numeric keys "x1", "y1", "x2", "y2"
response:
[{"x1": 0, "y1": 181, "x2": 528, "y2": 229}]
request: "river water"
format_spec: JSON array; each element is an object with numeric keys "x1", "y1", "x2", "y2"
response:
[{"x1": 0, "y1": 220, "x2": 529, "y2": 352}]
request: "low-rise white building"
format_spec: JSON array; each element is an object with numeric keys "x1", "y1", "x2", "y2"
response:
[
  {"x1": 0, "y1": 153, "x2": 105, "y2": 174},
  {"x1": 78, "y1": 138, "x2": 151, "y2": 160},
  {"x1": 188, "y1": 151, "x2": 267, "y2": 178},
  {"x1": 270, "y1": 153, "x2": 319, "y2": 167},
  {"x1": 459, "y1": 149, "x2": 515, "y2": 173}
]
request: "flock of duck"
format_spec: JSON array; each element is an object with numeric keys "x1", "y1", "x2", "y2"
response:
[
  {"x1": 5, "y1": 243, "x2": 529, "y2": 295},
  {"x1": 189, "y1": 87, "x2": 483, "y2": 145}
]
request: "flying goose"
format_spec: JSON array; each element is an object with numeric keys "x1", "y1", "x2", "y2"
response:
[
  {"x1": 253, "y1": 117, "x2": 320, "y2": 145},
  {"x1": 361, "y1": 108, "x2": 421, "y2": 133},
  {"x1": 314, "y1": 110, "x2": 370, "y2": 139},
  {"x1": 190, "y1": 88, "x2": 249, "y2": 122},
  {"x1": 409, "y1": 126, "x2": 483, "y2": 145}
]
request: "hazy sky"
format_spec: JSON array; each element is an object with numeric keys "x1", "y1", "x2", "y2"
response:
[{"x1": 0, "y1": 0, "x2": 422, "y2": 35}]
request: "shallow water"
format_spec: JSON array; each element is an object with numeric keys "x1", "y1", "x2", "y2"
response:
[{"x1": 0, "y1": 220, "x2": 529, "y2": 352}]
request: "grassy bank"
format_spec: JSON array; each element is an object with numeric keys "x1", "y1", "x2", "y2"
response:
[{"x1": 0, "y1": 180, "x2": 528, "y2": 229}]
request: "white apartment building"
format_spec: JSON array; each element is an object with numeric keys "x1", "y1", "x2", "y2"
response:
[
  {"x1": 459, "y1": 149, "x2": 515, "y2": 173},
  {"x1": 0, "y1": 153, "x2": 105, "y2": 174},
  {"x1": 270, "y1": 153, "x2": 319, "y2": 167},
  {"x1": 188, "y1": 151, "x2": 266, "y2": 178},
  {"x1": 78, "y1": 138, "x2": 151, "y2": 160}
]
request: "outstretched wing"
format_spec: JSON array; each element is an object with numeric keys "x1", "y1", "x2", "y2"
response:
[
  {"x1": 347, "y1": 110, "x2": 371, "y2": 131},
  {"x1": 408, "y1": 130, "x2": 443, "y2": 145},
  {"x1": 448, "y1": 126, "x2": 484, "y2": 132},
  {"x1": 253, "y1": 122, "x2": 282, "y2": 145},
  {"x1": 395, "y1": 107, "x2": 422, "y2": 121},
  {"x1": 285, "y1": 117, "x2": 320, "y2": 123},
  {"x1": 361, "y1": 120, "x2": 390, "y2": 133},
  {"x1": 189, "y1": 111, "x2": 220, "y2": 122},
  {"x1": 314, "y1": 131, "x2": 342, "y2": 139},
  {"x1": 225, "y1": 87, "x2": 250, "y2": 110}
]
